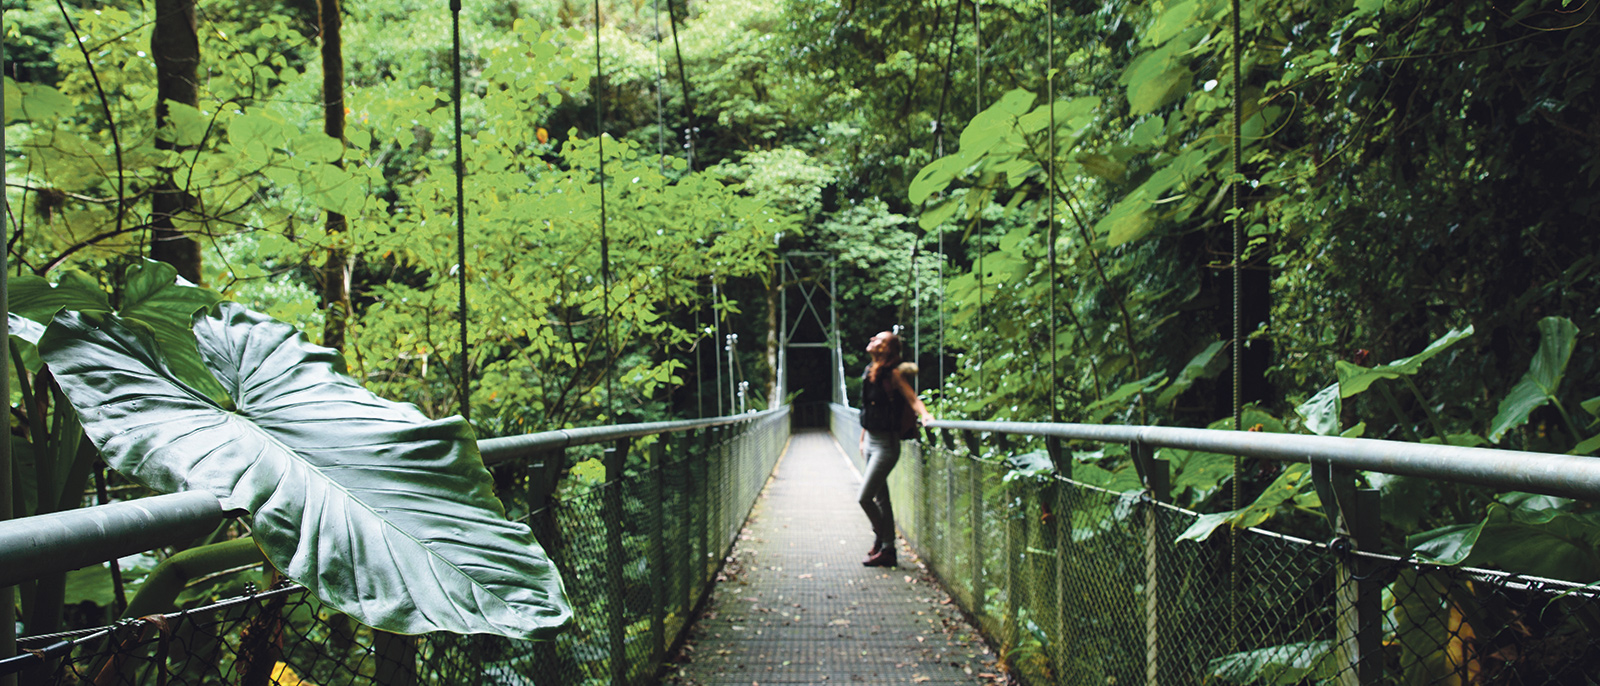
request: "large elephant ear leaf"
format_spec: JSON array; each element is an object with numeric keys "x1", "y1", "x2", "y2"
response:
[
  {"x1": 1488, "y1": 316, "x2": 1578, "y2": 444},
  {"x1": 118, "y1": 259, "x2": 229, "y2": 405},
  {"x1": 40, "y1": 303, "x2": 571, "y2": 639}
]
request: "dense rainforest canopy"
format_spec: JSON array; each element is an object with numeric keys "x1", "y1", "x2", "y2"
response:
[{"x1": 6, "y1": 0, "x2": 1600, "y2": 610}]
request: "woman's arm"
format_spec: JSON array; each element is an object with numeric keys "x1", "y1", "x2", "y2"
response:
[{"x1": 887, "y1": 370, "x2": 933, "y2": 425}]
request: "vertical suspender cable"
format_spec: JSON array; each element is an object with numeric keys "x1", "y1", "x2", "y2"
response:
[
  {"x1": 933, "y1": 5, "x2": 959, "y2": 397},
  {"x1": 1, "y1": 26, "x2": 14, "y2": 677},
  {"x1": 1230, "y1": 0, "x2": 1245, "y2": 645},
  {"x1": 972, "y1": 0, "x2": 985, "y2": 400},
  {"x1": 653, "y1": 0, "x2": 687, "y2": 418},
  {"x1": 1046, "y1": 0, "x2": 1058, "y2": 423},
  {"x1": 697, "y1": 289, "x2": 705, "y2": 417},
  {"x1": 665, "y1": 0, "x2": 696, "y2": 170},
  {"x1": 451, "y1": 0, "x2": 470, "y2": 420},
  {"x1": 653, "y1": 0, "x2": 666, "y2": 168},
  {"x1": 713, "y1": 281, "x2": 723, "y2": 416},
  {"x1": 595, "y1": 0, "x2": 613, "y2": 418}
]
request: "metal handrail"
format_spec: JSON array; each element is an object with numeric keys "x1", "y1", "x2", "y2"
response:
[
  {"x1": 0, "y1": 409, "x2": 782, "y2": 588},
  {"x1": 479, "y1": 408, "x2": 782, "y2": 465},
  {"x1": 0, "y1": 492, "x2": 224, "y2": 589},
  {"x1": 920, "y1": 416, "x2": 1600, "y2": 501}
]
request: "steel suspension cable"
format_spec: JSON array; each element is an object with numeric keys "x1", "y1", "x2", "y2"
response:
[
  {"x1": 1046, "y1": 0, "x2": 1058, "y2": 423},
  {"x1": 594, "y1": 0, "x2": 614, "y2": 417},
  {"x1": 932, "y1": 2, "x2": 961, "y2": 397},
  {"x1": 661, "y1": 0, "x2": 714, "y2": 417},
  {"x1": 972, "y1": 0, "x2": 986, "y2": 402},
  {"x1": 450, "y1": 0, "x2": 469, "y2": 420},
  {"x1": 1230, "y1": 0, "x2": 1245, "y2": 647},
  {"x1": 664, "y1": 0, "x2": 697, "y2": 170}
]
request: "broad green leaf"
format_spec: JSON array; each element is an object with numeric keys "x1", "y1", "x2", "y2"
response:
[
  {"x1": 958, "y1": 89, "x2": 1035, "y2": 153},
  {"x1": 1295, "y1": 383, "x2": 1341, "y2": 436},
  {"x1": 1336, "y1": 326, "x2": 1474, "y2": 398},
  {"x1": 1165, "y1": 408, "x2": 1283, "y2": 504},
  {"x1": 40, "y1": 304, "x2": 572, "y2": 639},
  {"x1": 1488, "y1": 317, "x2": 1578, "y2": 443},
  {"x1": 1407, "y1": 522, "x2": 1484, "y2": 566},
  {"x1": 1571, "y1": 433, "x2": 1600, "y2": 456},
  {"x1": 1409, "y1": 503, "x2": 1600, "y2": 582},
  {"x1": 1581, "y1": 396, "x2": 1600, "y2": 418},
  {"x1": 295, "y1": 132, "x2": 346, "y2": 163},
  {"x1": 1085, "y1": 372, "x2": 1167, "y2": 422},
  {"x1": 1420, "y1": 433, "x2": 1487, "y2": 448},
  {"x1": 1350, "y1": 0, "x2": 1385, "y2": 17},
  {"x1": 918, "y1": 196, "x2": 962, "y2": 231},
  {"x1": 1157, "y1": 340, "x2": 1227, "y2": 406},
  {"x1": 1232, "y1": 463, "x2": 1313, "y2": 529},
  {"x1": 1129, "y1": 117, "x2": 1164, "y2": 147},
  {"x1": 1095, "y1": 192, "x2": 1155, "y2": 246},
  {"x1": 10, "y1": 313, "x2": 46, "y2": 346},
  {"x1": 1070, "y1": 462, "x2": 1141, "y2": 493},
  {"x1": 1149, "y1": 0, "x2": 1201, "y2": 46},
  {"x1": 7, "y1": 79, "x2": 75, "y2": 124},
  {"x1": 1365, "y1": 472, "x2": 1432, "y2": 531},
  {"x1": 64, "y1": 564, "x2": 118, "y2": 608},
  {"x1": 119, "y1": 260, "x2": 229, "y2": 405},
  {"x1": 1177, "y1": 510, "x2": 1235, "y2": 542},
  {"x1": 1207, "y1": 641, "x2": 1337, "y2": 684},
  {"x1": 228, "y1": 112, "x2": 288, "y2": 147},
  {"x1": 2, "y1": 77, "x2": 19, "y2": 123},
  {"x1": 160, "y1": 101, "x2": 210, "y2": 147},
  {"x1": 908, "y1": 152, "x2": 971, "y2": 205},
  {"x1": 1128, "y1": 66, "x2": 1190, "y2": 115},
  {"x1": 1002, "y1": 450, "x2": 1055, "y2": 483},
  {"x1": 8, "y1": 271, "x2": 111, "y2": 322},
  {"x1": 1076, "y1": 153, "x2": 1127, "y2": 181}
]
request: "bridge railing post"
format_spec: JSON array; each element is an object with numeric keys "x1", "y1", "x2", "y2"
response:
[
  {"x1": 676, "y1": 433, "x2": 693, "y2": 621},
  {"x1": 997, "y1": 429, "x2": 1019, "y2": 651},
  {"x1": 963, "y1": 431, "x2": 985, "y2": 616},
  {"x1": 1326, "y1": 466, "x2": 1382, "y2": 686},
  {"x1": 1044, "y1": 437, "x2": 1068, "y2": 681},
  {"x1": 693, "y1": 428, "x2": 711, "y2": 604},
  {"x1": 648, "y1": 440, "x2": 667, "y2": 668},
  {"x1": 1131, "y1": 441, "x2": 1170, "y2": 686},
  {"x1": 603, "y1": 437, "x2": 632, "y2": 686}
]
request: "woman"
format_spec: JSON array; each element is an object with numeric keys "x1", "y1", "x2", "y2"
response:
[{"x1": 857, "y1": 330, "x2": 932, "y2": 567}]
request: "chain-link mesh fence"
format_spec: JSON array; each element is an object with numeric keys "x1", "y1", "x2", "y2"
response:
[
  {"x1": 9, "y1": 409, "x2": 790, "y2": 685},
  {"x1": 829, "y1": 406, "x2": 1600, "y2": 685}
]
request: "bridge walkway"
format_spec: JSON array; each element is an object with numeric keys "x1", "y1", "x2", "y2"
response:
[{"x1": 664, "y1": 429, "x2": 998, "y2": 685}]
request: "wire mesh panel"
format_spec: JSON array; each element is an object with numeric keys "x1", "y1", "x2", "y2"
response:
[
  {"x1": 827, "y1": 420, "x2": 1600, "y2": 686},
  {"x1": 10, "y1": 409, "x2": 791, "y2": 686}
]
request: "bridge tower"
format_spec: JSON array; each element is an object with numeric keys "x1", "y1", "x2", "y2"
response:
[{"x1": 776, "y1": 252, "x2": 845, "y2": 425}]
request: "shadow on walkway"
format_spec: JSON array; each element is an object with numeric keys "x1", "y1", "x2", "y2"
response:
[{"x1": 663, "y1": 430, "x2": 1004, "y2": 685}]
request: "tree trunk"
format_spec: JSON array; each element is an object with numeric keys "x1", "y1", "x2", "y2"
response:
[
  {"x1": 318, "y1": 0, "x2": 353, "y2": 351},
  {"x1": 149, "y1": 0, "x2": 203, "y2": 284}
]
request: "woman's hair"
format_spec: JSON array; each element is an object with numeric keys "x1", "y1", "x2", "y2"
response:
[{"x1": 868, "y1": 332, "x2": 904, "y2": 382}]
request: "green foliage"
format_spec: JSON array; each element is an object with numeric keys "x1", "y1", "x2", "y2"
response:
[
  {"x1": 1335, "y1": 327, "x2": 1473, "y2": 399},
  {"x1": 40, "y1": 300, "x2": 572, "y2": 638},
  {"x1": 1409, "y1": 498, "x2": 1600, "y2": 583},
  {"x1": 1489, "y1": 317, "x2": 1579, "y2": 443},
  {"x1": 1206, "y1": 640, "x2": 1336, "y2": 685}
]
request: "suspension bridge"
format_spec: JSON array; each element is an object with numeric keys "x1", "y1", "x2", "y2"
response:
[
  {"x1": 3, "y1": 0, "x2": 1598, "y2": 678},
  {"x1": 6, "y1": 345, "x2": 1600, "y2": 684}
]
